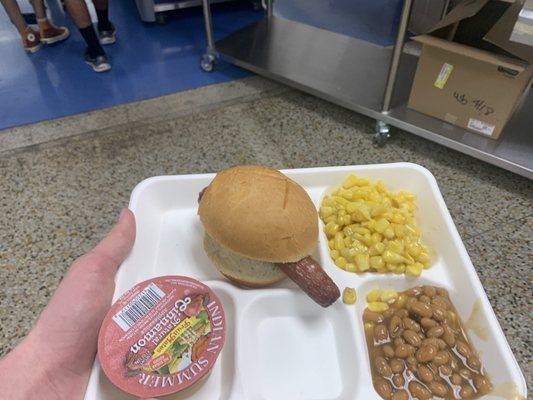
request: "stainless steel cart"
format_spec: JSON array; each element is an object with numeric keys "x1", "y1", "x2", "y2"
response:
[{"x1": 200, "y1": 0, "x2": 533, "y2": 179}]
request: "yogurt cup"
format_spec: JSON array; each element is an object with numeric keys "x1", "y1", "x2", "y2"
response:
[{"x1": 98, "y1": 275, "x2": 226, "y2": 398}]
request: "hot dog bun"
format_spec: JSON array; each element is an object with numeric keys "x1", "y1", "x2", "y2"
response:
[
  {"x1": 198, "y1": 165, "x2": 318, "y2": 263},
  {"x1": 203, "y1": 233, "x2": 286, "y2": 287}
]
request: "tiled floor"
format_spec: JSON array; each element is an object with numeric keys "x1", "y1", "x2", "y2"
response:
[{"x1": 0, "y1": 78, "x2": 531, "y2": 390}]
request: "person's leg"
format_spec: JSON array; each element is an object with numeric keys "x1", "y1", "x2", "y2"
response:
[
  {"x1": 0, "y1": 0, "x2": 28, "y2": 35},
  {"x1": 63, "y1": 0, "x2": 110, "y2": 71},
  {"x1": 93, "y1": 0, "x2": 115, "y2": 44},
  {"x1": 0, "y1": 0, "x2": 41, "y2": 52},
  {"x1": 29, "y1": 0, "x2": 70, "y2": 44}
]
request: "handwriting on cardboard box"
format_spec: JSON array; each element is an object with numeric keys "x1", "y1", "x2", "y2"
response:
[{"x1": 453, "y1": 92, "x2": 495, "y2": 116}]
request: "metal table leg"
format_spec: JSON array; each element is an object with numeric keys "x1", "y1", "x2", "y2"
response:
[
  {"x1": 267, "y1": 0, "x2": 273, "y2": 17},
  {"x1": 374, "y1": 0, "x2": 414, "y2": 146},
  {"x1": 201, "y1": 0, "x2": 217, "y2": 72}
]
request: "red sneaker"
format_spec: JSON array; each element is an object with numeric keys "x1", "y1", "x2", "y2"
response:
[
  {"x1": 40, "y1": 22, "x2": 70, "y2": 45},
  {"x1": 23, "y1": 28, "x2": 41, "y2": 53}
]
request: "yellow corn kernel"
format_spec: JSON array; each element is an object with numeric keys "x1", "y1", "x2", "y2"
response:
[
  {"x1": 366, "y1": 289, "x2": 381, "y2": 302},
  {"x1": 319, "y1": 206, "x2": 334, "y2": 218},
  {"x1": 371, "y1": 203, "x2": 388, "y2": 217},
  {"x1": 338, "y1": 209, "x2": 347, "y2": 216},
  {"x1": 343, "y1": 225, "x2": 355, "y2": 236},
  {"x1": 345, "y1": 263, "x2": 357, "y2": 273},
  {"x1": 361, "y1": 233, "x2": 373, "y2": 247},
  {"x1": 335, "y1": 257, "x2": 347, "y2": 269},
  {"x1": 405, "y1": 263, "x2": 422, "y2": 277},
  {"x1": 369, "y1": 256, "x2": 384, "y2": 270},
  {"x1": 382, "y1": 250, "x2": 406, "y2": 264},
  {"x1": 371, "y1": 232, "x2": 382, "y2": 244},
  {"x1": 368, "y1": 301, "x2": 389, "y2": 312},
  {"x1": 417, "y1": 252, "x2": 431, "y2": 265},
  {"x1": 354, "y1": 227, "x2": 370, "y2": 235},
  {"x1": 340, "y1": 214, "x2": 352, "y2": 225},
  {"x1": 406, "y1": 242, "x2": 422, "y2": 258},
  {"x1": 342, "y1": 175, "x2": 359, "y2": 189},
  {"x1": 355, "y1": 253, "x2": 370, "y2": 272},
  {"x1": 404, "y1": 253, "x2": 415, "y2": 265},
  {"x1": 387, "y1": 240, "x2": 404, "y2": 254},
  {"x1": 342, "y1": 287, "x2": 357, "y2": 304},
  {"x1": 334, "y1": 232, "x2": 345, "y2": 250},
  {"x1": 340, "y1": 190, "x2": 353, "y2": 200},
  {"x1": 374, "y1": 218, "x2": 390, "y2": 234},
  {"x1": 324, "y1": 215, "x2": 336, "y2": 224},
  {"x1": 333, "y1": 196, "x2": 349, "y2": 206},
  {"x1": 322, "y1": 196, "x2": 335, "y2": 207},
  {"x1": 394, "y1": 224, "x2": 407, "y2": 238},
  {"x1": 375, "y1": 264, "x2": 388, "y2": 273},
  {"x1": 364, "y1": 322, "x2": 374, "y2": 332},
  {"x1": 325, "y1": 222, "x2": 341, "y2": 237},
  {"x1": 369, "y1": 242, "x2": 386, "y2": 256},
  {"x1": 330, "y1": 249, "x2": 340, "y2": 260},
  {"x1": 328, "y1": 239, "x2": 335, "y2": 249},
  {"x1": 343, "y1": 237, "x2": 352, "y2": 247},
  {"x1": 391, "y1": 213, "x2": 405, "y2": 224},
  {"x1": 383, "y1": 227, "x2": 395, "y2": 239},
  {"x1": 380, "y1": 289, "x2": 398, "y2": 303},
  {"x1": 386, "y1": 263, "x2": 396, "y2": 272},
  {"x1": 394, "y1": 264, "x2": 406, "y2": 274}
]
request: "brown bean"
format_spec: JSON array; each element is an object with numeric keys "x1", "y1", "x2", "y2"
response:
[
  {"x1": 459, "y1": 368, "x2": 472, "y2": 380},
  {"x1": 428, "y1": 381, "x2": 448, "y2": 397},
  {"x1": 406, "y1": 355, "x2": 418, "y2": 369},
  {"x1": 391, "y1": 390, "x2": 409, "y2": 400},
  {"x1": 405, "y1": 287, "x2": 423, "y2": 297},
  {"x1": 432, "y1": 350, "x2": 450, "y2": 366},
  {"x1": 415, "y1": 345, "x2": 437, "y2": 363},
  {"x1": 374, "y1": 324, "x2": 389, "y2": 343},
  {"x1": 390, "y1": 358, "x2": 405, "y2": 373},
  {"x1": 364, "y1": 309, "x2": 384, "y2": 323},
  {"x1": 420, "y1": 317, "x2": 437, "y2": 329},
  {"x1": 395, "y1": 309, "x2": 409, "y2": 318},
  {"x1": 439, "y1": 364, "x2": 452, "y2": 376},
  {"x1": 455, "y1": 340, "x2": 471, "y2": 358},
  {"x1": 417, "y1": 365, "x2": 434, "y2": 383},
  {"x1": 459, "y1": 385, "x2": 474, "y2": 398},
  {"x1": 451, "y1": 373, "x2": 462, "y2": 385},
  {"x1": 442, "y1": 326, "x2": 456, "y2": 347},
  {"x1": 389, "y1": 316, "x2": 403, "y2": 338},
  {"x1": 374, "y1": 377, "x2": 393, "y2": 399},
  {"x1": 411, "y1": 301, "x2": 433, "y2": 318},
  {"x1": 473, "y1": 376, "x2": 492, "y2": 393},
  {"x1": 421, "y1": 338, "x2": 439, "y2": 348},
  {"x1": 403, "y1": 317, "x2": 421, "y2": 332},
  {"x1": 431, "y1": 296, "x2": 450, "y2": 310},
  {"x1": 383, "y1": 308, "x2": 395, "y2": 319},
  {"x1": 406, "y1": 297, "x2": 417, "y2": 310},
  {"x1": 419, "y1": 295, "x2": 431, "y2": 304},
  {"x1": 394, "y1": 337, "x2": 405, "y2": 346},
  {"x1": 435, "y1": 338, "x2": 447, "y2": 350},
  {"x1": 383, "y1": 344, "x2": 395, "y2": 358},
  {"x1": 436, "y1": 287, "x2": 449, "y2": 297},
  {"x1": 408, "y1": 381, "x2": 432, "y2": 400},
  {"x1": 392, "y1": 373, "x2": 405, "y2": 388},
  {"x1": 467, "y1": 355, "x2": 481, "y2": 371},
  {"x1": 427, "y1": 326, "x2": 444, "y2": 338},
  {"x1": 423, "y1": 285, "x2": 437, "y2": 297},
  {"x1": 395, "y1": 344, "x2": 414, "y2": 358},
  {"x1": 375, "y1": 356, "x2": 393, "y2": 377},
  {"x1": 403, "y1": 329, "x2": 422, "y2": 347},
  {"x1": 432, "y1": 306, "x2": 446, "y2": 321}
]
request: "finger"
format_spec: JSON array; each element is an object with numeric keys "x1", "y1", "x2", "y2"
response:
[
  {"x1": 72, "y1": 208, "x2": 136, "y2": 280},
  {"x1": 87, "y1": 208, "x2": 136, "y2": 274}
]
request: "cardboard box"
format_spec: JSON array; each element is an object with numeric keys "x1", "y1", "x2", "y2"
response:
[{"x1": 408, "y1": 0, "x2": 533, "y2": 139}]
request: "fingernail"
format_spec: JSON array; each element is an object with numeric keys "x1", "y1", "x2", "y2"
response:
[{"x1": 119, "y1": 208, "x2": 127, "y2": 221}]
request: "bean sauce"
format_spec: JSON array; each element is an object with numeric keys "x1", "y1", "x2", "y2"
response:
[{"x1": 363, "y1": 286, "x2": 492, "y2": 400}]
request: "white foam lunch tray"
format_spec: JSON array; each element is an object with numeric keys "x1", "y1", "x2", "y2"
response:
[{"x1": 84, "y1": 163, "x2": 526, "y2": 400}]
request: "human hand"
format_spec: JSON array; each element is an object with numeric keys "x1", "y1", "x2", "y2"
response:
[{"x1": 0, "y1": 209, "x2": 136, "y2": 400}]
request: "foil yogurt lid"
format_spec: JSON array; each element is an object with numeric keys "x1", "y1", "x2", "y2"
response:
[{"x1": 98, "y1": 275, "x2": 226, "y2": 398}]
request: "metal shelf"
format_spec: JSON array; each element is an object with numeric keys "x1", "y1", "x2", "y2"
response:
[{"x1": 211, "y1": 15, "x2": 533, "y2": 179}]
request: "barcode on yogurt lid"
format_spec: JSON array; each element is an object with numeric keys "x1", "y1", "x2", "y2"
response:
[{"x1": 112, "y1": 283, "x2": 165, "y2": 332}]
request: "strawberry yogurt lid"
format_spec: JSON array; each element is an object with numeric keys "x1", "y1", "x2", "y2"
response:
[{"x1": 98, "y1": 276, "x2": 226, "y2": 398}]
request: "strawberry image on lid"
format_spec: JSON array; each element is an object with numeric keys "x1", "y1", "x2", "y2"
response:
[{"x1": 98, "y1": 276, "x2": 226, "y2": 398}]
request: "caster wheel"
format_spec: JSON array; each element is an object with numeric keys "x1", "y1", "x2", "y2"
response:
[
  {"x1": 155, "y1": 13, "x2": 167, "y2": 24},
  {"x1": 200, "y1": 55, "x2": 214, "y2": 72},
  {"x1": 373, "y1": 121, "x2": 391, "y2": 147}
]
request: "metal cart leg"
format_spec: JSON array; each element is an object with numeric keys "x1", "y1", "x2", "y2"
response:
[
  {"x1": 374, "y1": 0, "x2": 414, "y2": 146},
  {"x1": 267, "y1": 0, "x2": 273, "y2": 17},
  {"x1": 201, "y1": 0, "x2": 217, "y2": 72}
]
